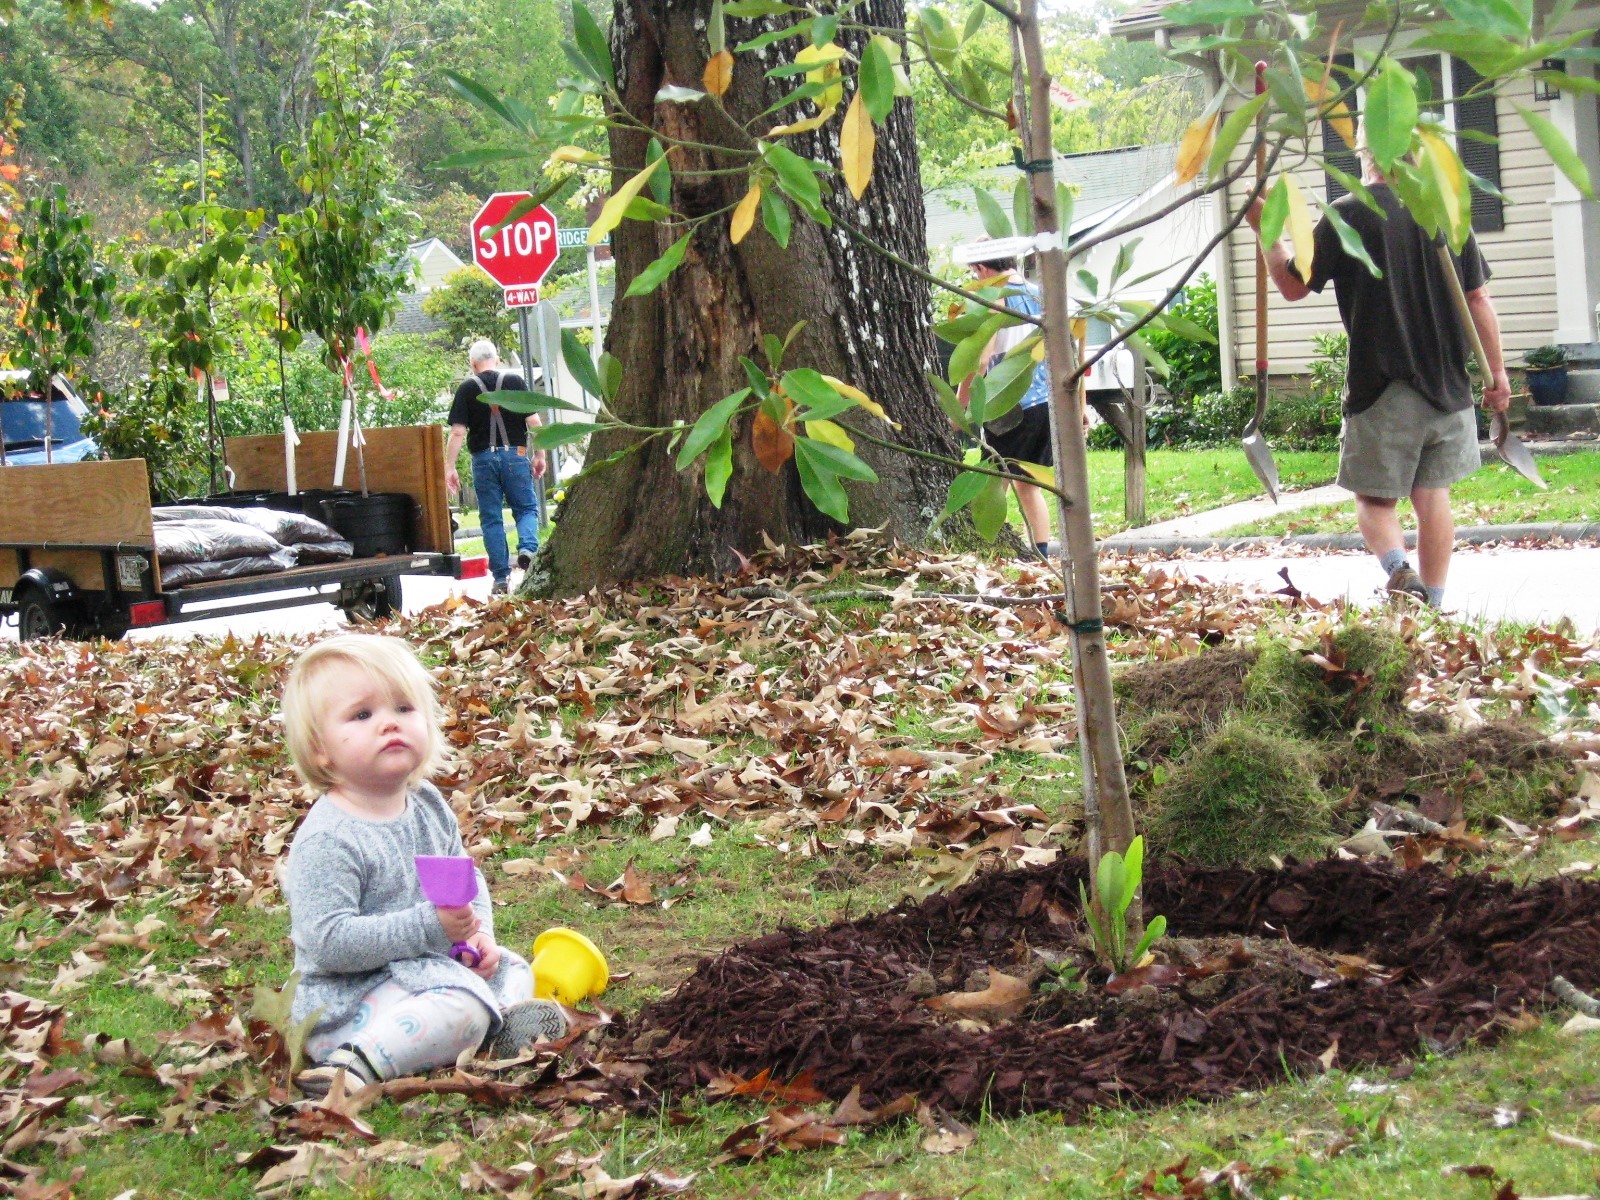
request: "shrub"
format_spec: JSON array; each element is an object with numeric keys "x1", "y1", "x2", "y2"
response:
[
  {"x1": 421, "y1": 266, "x2": 516, "y2": 352},
  {"x1": 1142, "y1": 274, "x2": 1221, "y2": 403}
]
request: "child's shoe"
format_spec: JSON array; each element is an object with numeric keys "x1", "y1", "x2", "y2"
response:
[
  {"x1": 487, "y1": 999, "x2": 569, "y2": 1059},
  {"x1": 294, "y1": 1044, "x2": 379, "y2": 1098}
]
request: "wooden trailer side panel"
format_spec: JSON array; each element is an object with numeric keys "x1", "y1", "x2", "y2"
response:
[
  {"x1": 0, "y1": 460, "x2": 154, "y2": 591},
  {"x1": 224, "y1": 426, "x2": 453, "y2": 554}
]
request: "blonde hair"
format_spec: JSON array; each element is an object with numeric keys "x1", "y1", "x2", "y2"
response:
[{"x1": 282, "y1": 634, "x2": 448, "y2": 791}]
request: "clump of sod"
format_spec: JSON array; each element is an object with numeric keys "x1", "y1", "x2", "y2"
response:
[
  {"x1": 1246, "y1": 623, "x2": 1415, "y2": 735},
  {"x1": 1145, "y1": 716, "x2": 1336, "y2": 867}
]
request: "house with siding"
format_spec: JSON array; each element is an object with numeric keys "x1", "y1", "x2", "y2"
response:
[{"x1": 1114, "y1": 2, "x2": 1587, "y2": 392}]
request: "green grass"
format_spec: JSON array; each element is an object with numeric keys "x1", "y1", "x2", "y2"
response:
[
  {"x1": 452, "y1": 504, "x2": 542, "y2": 562},
  {"x1": 1003, "y1": 448, "x2": 1339, "y2": 539},
  {"x1": 1217, "y1": 450, "x2": 1600, "y2": 538}
]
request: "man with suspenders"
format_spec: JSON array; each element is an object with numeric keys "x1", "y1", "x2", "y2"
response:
[{"x1": 444, "y1": 339, "x2": 546, "y2": 594}]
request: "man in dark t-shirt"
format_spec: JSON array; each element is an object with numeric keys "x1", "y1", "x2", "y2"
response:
[
  {"x1": 1247, "y1": 157, "x2": 1511, "y2": 610},
  {"x1": 444, "y1": 339, "x2": 546, "y2": 594}
]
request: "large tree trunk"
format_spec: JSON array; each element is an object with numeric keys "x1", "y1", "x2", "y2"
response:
[{"x1": 539, "y1": 0, "x2": 967, "y2": 593}]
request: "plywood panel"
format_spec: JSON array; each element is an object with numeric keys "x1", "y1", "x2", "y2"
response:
[
  {"x1": 0, "y1": 460, "x2": 153, "y2": 547},
  {"x1": 224, "y1": 426, "x2": 454, "y2": 554},
  {"x1": 0, "y1": 549, "x2": 107, "y2": 592}
]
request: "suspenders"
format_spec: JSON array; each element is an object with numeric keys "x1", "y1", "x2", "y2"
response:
[{"x1": 466, "y1": 370, "x2": 515, "y2": 450}]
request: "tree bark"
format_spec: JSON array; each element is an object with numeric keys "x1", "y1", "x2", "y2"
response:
[{"x1": 539, "y1": 0, "x2": 968, "y2": 593}]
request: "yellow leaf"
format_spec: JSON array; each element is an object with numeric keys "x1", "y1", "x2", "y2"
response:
[
  {"x1": 804, "y1": 418, "x2": 855, "y2": 452},
  {"x1": 820, "y1": 374, "x2": 892, "y2": 424},
  {"x1": 1306, "y1": 72, "x2": 1355, "y2": 150},
  {"x1": 1016, "y1": 461, "x2": 1055, "y2": 487},
  {"x1": 841, "y1": 90, "x2": 875, "y2": 200},
  {"x1": 1070, "y1": 317, "x2": 1086, "y2": 340},
  {"x1": 1175, "y1": 111, "x2": 1218, "y2": 184},
  {"x1": 1284, "y1": 174, "x2": 1315, "y2": 282},
  {"x1": 1419, "y1": 126, "x2": 1471, "y2": 246},
  {"x1": 1031, "y1": 340, "x2": 1046, "y2": 362},
  {"x1": 766, "y1": 106, "x2": 836, "y2": 137},
  {"x1": 590, "y1": 157, "x2": 666, "y2": 245},
  {"x1": 731, "y1": 182, "x2": 761, "y2": 244},
  {"x1": 796, "y1": 43, "x2": 845, "y2": 109},
  {"x1": 551, "y1": 145, "x2": 605, "y2": 165},
  {"x1": 703, "y1": 49, "x2": 734, "y2": 97}
]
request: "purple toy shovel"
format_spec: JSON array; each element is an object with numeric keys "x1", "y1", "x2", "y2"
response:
[{"x1": 415, "y1": 855, "x2": 481, "y2": 967}]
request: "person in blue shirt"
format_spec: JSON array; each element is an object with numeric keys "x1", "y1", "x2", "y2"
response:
[{"x1": 956, "y1": 242, "x2": 1057, "y2": 559}]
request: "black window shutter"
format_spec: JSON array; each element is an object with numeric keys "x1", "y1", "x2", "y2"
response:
[
  {"x1": 1323, "y1": 53, "x2": 1360, "y2": 205},
  {"x1": 1452, "y1": 57, "x2": 1505, "y2": 233}
]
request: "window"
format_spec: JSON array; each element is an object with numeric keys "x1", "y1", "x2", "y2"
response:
[{"x1": 1323, "y1": 52, "x2": 1504, "y2": 234}]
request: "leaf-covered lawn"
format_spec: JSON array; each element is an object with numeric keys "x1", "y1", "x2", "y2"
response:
[
  {"x1": 1218, "y1": 450, "x2": 1600, "y2": 538},
  {"x1": 0, "y1": 538, "x2": 1597, "y2": 1198}
]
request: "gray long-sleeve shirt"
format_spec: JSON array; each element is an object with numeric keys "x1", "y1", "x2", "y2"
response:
[{"x1": 283, "y1": 781, "x2": 503, "y2": 1034}]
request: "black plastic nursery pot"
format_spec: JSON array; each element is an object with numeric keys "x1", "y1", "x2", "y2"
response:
[{"x1": 312, "y1": 492, "x2": 416, "y2": 557}]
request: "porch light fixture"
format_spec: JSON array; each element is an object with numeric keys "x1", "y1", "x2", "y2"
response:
[{"x1": 1534, "y1": 60, "x2": 1566, "y2": 102}]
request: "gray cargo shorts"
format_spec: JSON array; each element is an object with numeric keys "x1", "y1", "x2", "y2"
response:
[{"x1": 1336, "y1": 380, "x2": 1480, "y2": 498}]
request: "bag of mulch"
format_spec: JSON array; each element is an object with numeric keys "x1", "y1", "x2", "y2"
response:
[
  {"x1": 290, "y1": 539, "x2": 355, "y2": 565},
  {"x1": 159, "y1": 548, "x2": 298, "y2": 588},
  {"x1": 154, "y1": 503, "x2": 344, "y2": 547},
  {"x1": 153, "y1": 519, "x2": 282, "y2": 566}
]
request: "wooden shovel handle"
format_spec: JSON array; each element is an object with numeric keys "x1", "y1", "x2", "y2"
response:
[
  {"x1": 1254, "y1": 62, "x2": 1268, "y2": 382},
  {"x1": 1434, "y1": 242, "x2": 1492, "y2": 381}
]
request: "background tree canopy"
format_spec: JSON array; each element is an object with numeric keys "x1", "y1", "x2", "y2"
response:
[{"x1": 6, "y1": 0, "x2": 1193, "y2": 240}]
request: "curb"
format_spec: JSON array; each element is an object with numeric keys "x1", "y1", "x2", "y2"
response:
[{"x1": 1102, "y1": 521, "x2": 1600, "y2": 556}]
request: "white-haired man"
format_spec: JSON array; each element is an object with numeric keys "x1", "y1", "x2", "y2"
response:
[
  {"x1": 445, "y1": 339, "x2": 546, "y2": 594},
  {"x1": 1246, "y1": 142, "x2": 1510, "y2": 609}
]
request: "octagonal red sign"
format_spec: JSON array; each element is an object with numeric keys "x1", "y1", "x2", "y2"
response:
[{"x1": 470, "y1": 193, "x2": 560, "y2": 289}]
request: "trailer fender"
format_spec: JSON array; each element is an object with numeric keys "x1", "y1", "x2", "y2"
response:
[{"x1": 11, "y1": 567, "x2": 80, "y2": 610}]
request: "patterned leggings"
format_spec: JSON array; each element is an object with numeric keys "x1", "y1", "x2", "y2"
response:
[{"x1": 305, "y1": 956, "x2": 534, "y2": 1080}]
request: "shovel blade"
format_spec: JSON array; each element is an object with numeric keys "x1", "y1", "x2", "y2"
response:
[
  {"x1": 1241, "y1": 431, "x2": 1280, "y2": 503},
  {"x1": 1491, "y1": 412, "x2": 1547, "y2": 489}
]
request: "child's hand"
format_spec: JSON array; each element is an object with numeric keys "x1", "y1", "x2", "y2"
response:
[
  {"x1": 465, "y1": 931, "x2": 501, "y2": 980},
  {"x1": 435, "y1": 904, "x2": 480, "y2": 944}
]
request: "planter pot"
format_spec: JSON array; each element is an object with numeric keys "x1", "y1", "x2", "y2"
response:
[
  {"x1": 1526, "y1": 365, "x2": 1569, "y2": 406},
  {"x1": 311, "y1": 492, "x2": 416, "y2": 558}
]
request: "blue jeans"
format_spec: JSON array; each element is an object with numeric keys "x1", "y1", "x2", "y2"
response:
[{"x1": 471, "y1": 447, "x2": 540, "y2": 582}]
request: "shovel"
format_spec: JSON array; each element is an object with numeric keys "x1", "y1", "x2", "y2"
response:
[
  {"x1": 1433, "y1": 243, "x2": 1546, "y2": 490},
  {"x1": 1243, "y1": 60, "x2": 1281, "y2": 503}
]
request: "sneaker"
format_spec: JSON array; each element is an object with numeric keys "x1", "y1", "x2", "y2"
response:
[
  {"x1": 516, "y1": 548, "x2": 534, "y2": 572},
  {"x1": 486, "y1": 1000, "x2": 569, "y2": 1060},
  {"x1": 295, "y1": 1044, "x2": 378, "y2": 1099},
  {"x1": 490, "y1": 578, "x2": 509, "y2": 596},
  {"x1": 1385, "y1": 564, "x2": 1428, "y2": 602}
]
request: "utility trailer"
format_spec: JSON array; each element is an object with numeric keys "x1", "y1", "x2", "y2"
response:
[{"x1": 0, "y1": 425, "x2": 469, "y2": 641}]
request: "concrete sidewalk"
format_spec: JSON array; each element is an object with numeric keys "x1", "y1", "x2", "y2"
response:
[
  {"x1": 1107, "y1": 483, "x2": 1349, "y2": 542},
  {"x1": 1161, "y1": 546, "x2": 1600, "y2": 635}
]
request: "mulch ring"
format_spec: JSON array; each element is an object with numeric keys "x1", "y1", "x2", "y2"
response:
[{"x1": 619, "y1": 856, "x2": 1600, "y2": 1119}]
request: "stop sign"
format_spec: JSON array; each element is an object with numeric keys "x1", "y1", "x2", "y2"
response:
[{"x1": 471, "y1": 193, "x2": 560, "y2": 289}]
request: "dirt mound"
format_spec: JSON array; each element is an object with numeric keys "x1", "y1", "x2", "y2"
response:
[
  {"x1": 624, "y1": 857, "x2": 1600, "y2": 1118},
  {"x1": 1116, "y1": 647, "x2": 1257, "y2": 725}
]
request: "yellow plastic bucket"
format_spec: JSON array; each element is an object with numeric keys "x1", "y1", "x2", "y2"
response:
[{"x1": 531, "y1": 928, "x2": 609, "y2": 1005}]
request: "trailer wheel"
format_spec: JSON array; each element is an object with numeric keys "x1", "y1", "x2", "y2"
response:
[
  {"x1": 17, "y1": 589, "x2": 69, "y2": 642},
  {"x1": 344, "y1": 575, "x2": 402, "y2": 621}
]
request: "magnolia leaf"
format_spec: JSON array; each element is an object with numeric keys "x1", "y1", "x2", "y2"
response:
[
  {"x1": 820, "y1": 374, "x2": 891, "y2": 423},
  {"x1": 532, "y1": 421, "x2": 604, "y2": 449},
  {"x1": 708, "y1": 0, "x2": 726, "y2": 53},
  {"x1": 841, "y1": 90, "x2": 875, "y2": 200},
  {"x1": 1161, "y1": 0, "x2": 1260, "y2": 24},
  {"x1": 1284, "y1": 175, "x2": 1315, "y2": 283},
  {"x1": 940, "y1": 469, "x2": 991, "y2": 517},
  {"x1": 794, "y1": 437, "x2": 850, "y2": 522},
  {"x1": 1517, "y1": 104, "x2": 1595, "y2": 199},
  {"x1": 804, "y1": 418, "x2": 855, "y2": 452},
  {"x1": 562, "y1": 328, "x2": 605, "y2": 400},
  {"x1": 795, "y1": 435, "x2": 877, "y2": 482},
  {"x1": 677, "y1": 388, "x2": 751, "y2": 468},
  {"x1": 549, "y1": 145, "x2": 606, "y2": 164},
  {"x1": 969, "y1": 472, "x2": 1009, "y2": 540},
  {"x1": 1174, "y1": 110, "x2": 1218, "y2": 184},
  {"x1": 624, "y1": 232, "x2": 692, "y2": 299},
  {"x1": 571, "y1": 1, "x2": 616, "y2": 88},
  {"x1": 974, "y1": 186, "x2": 1012, "y2": 238},
  {"x1": 860, "y1": 37, "x2": 896, "y2": 122},
  {"x1": 752, "y1": 406, "x2": 795, "y2": 472},
  {"x1": 1206, "y1": 92, "x2": 1266, "y2": 178},
  {"x1": 761, "y1": 188, "x2": 793, "y2": 247},
  {"x1": 731, "y1": 183, "x2": 762, "y2": 244},
  {"x1": 646, "y1": 138, "x2": 672, "y2": 205},
  {"x1": 472, "y1": 390, "x2": 591, "y2": 415},
  {"x1": 1364, "y1": 59, "x2": 1418, "y2": 172},
  {"x1": 1418, "y1": 126, "x2": 1472, "y2": 248},
  {"x1": 591, "y1": 157, "x2": 666, "y2": 244},
  {"x1": 1320, "y1": 200, "x2": 1381, "y2": 279},
  {"x1": 704, "y1": 427, "x2": 734, "y2": 506},
  {"x1": 703, "y1": 49, "x2": 735, "y2": 97},
  {"x1": 1257, "y1": 175, "x2": 1290, "y2": 248}
]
